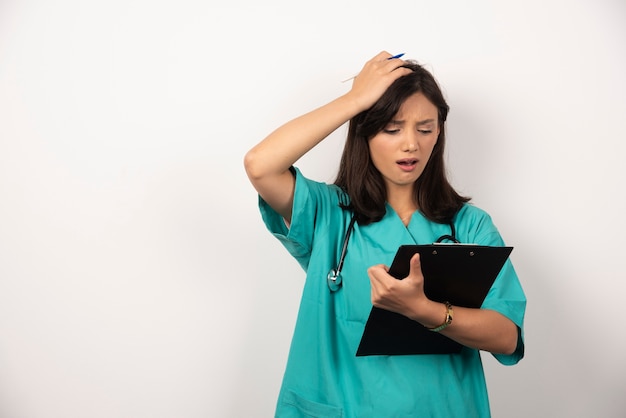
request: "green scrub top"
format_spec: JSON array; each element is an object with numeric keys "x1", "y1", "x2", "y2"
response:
[{"x1": 260, "y1": 167, "x2": 526, "y2": 418}]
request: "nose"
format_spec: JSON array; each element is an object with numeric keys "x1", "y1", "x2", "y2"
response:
[{"x1": 403, "y1": 132, "x2": 418, "y2": 152}]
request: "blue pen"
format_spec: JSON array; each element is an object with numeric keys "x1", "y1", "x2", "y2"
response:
[{"x1": 342, "y1": 53, "x2": 406, "y2": 82}]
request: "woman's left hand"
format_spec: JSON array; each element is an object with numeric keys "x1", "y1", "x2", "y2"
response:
[{"x1": 368, "y1": 253, "x2": 428, "y2": 321}]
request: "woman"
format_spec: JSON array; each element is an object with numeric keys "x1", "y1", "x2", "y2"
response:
[{"x1": 244, "y1": 51, "x2": 526, "y2": 418}]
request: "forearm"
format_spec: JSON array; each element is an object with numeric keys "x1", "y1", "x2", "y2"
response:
[
  {"x1": 244, "y1": 93, "x2": 362, "y2": 181},
  {"x1": 243, "y1": 93, "x2": 362, "y2": 221},
  {"x1": 412, "y1": 301, "x2": 519, "y2": 355}
]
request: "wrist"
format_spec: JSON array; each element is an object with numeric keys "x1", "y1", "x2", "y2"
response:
[
  {"x1": 407, "y1": 298, "x2": 438, "y2": 326},
  {"x1": 426, "y1": 302, "x2": 454, "y2": 332},
  {"x1": 410, "y1": 299, "x2": 453, "y2": 331},
  {"x1": 339, "y1": 91, "x2": 372, "y2": 115}
]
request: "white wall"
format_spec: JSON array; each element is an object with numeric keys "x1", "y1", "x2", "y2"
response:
[{"x1": 1, "y1": 0, "x2": 624, "y2": 417}]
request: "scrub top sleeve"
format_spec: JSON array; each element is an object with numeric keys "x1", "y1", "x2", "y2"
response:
[
  {"x1": 473, "y1": 217, "x2": 527, "y2": 365},
  {"x1": 258, "y1": 167, "x2": 331, "y2": 271},
  {"x1": 483, "y1": 259, "x2": 526, "y2": 365}
]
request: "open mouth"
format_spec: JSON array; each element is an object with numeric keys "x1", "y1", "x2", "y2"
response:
[{"x1": 397, "y1": 159, "x2": 418, "y2": 166}]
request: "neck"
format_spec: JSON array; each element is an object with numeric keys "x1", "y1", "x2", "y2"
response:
[{"x1": 387, "y1": 187, "x2": 418, "y2": 225}]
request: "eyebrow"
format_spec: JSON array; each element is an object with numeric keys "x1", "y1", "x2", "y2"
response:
[{"x1": 388, "y1": 118, "x2": 436, "y2": 126}]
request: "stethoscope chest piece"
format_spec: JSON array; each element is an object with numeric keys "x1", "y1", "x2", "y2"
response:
[
  {"x1": 327, "y1": 269, "x2": 342, "y2": 292},
  {"x1": 327, "y1": 215, "x2": 357, "y2": 292}
]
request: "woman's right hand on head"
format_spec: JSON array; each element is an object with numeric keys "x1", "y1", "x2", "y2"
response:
[
  {"x1": 244, "y1": 51, "x2": 411, "y2": 221},
  {"x1": 346, "y1": 51, "x2": 413, "y2": 112}
]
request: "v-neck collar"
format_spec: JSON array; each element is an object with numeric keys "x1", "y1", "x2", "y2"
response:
[{"x1": 383, "y1": 202, "x2": 423, "y2": 243}]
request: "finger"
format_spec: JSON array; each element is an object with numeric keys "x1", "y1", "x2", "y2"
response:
[
  {"x1": 384, "y1": 57, "x2": 410, "y2": 72},
  {"x1": 407, "y1": 253, "x2": 423, "y2": 279},
  {"x1": 367, "y1": 264, "x2": 384, "y2": 283},
  {"x1": 376, "y1": 51, "x2": 404, "y2": 61},
  {"x1": 369, "y1": 269, "x2": 389, "y2": 305},
  {"x1": 368, "y1": 268, "x2": 381, "y2": 299},
  {"x1": 373, "y1": 50, "x2": 392, "y2": 61},
  {"x1": 370, "y1": 264, "x2": 391, "y2": 276}
]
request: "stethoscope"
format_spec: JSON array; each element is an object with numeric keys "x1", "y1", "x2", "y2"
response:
[
  {"x1": 327, "y1": 215, "x2": 357, "y2": 292},
  {"x1": 326, "y1": 215, "x2": 459, "y2": 292}
]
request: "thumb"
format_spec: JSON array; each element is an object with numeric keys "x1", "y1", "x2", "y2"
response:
[{"x1": 407, "y1": 253, "x2": 423, "y2": 279}]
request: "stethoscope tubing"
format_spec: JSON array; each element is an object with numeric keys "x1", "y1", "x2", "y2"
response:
[{"x1": 327, "y1": 214, "x2": 458, "y2": 292}]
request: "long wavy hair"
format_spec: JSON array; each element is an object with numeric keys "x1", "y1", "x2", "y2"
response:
[{"x1": 334, "y1": 61, "x2": 469, "y2": 225}]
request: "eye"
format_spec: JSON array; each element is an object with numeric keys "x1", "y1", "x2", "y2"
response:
[
  {"x1": 418, "y1": 129, "x2": 433, "y2": 135},
  {"x1": 383, "y1": 128, "x2": 400, "y2": 134}
]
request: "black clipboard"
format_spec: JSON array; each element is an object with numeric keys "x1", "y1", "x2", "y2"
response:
[{"x1": 356, "y1": 244, "x2": 513, "y2": 356}]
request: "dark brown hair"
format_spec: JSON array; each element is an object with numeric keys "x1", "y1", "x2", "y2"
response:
[{"x1": 334, "y1": 61, "x2": 469, "y2": 225}]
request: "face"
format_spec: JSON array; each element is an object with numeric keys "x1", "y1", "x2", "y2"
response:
[{"x1": 368, "y1": 92, "x2": 440, "y2": 194}]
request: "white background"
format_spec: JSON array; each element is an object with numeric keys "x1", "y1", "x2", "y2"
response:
[{"x1": 1, "y1": 0, "x2": 625, "y2": 417}]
